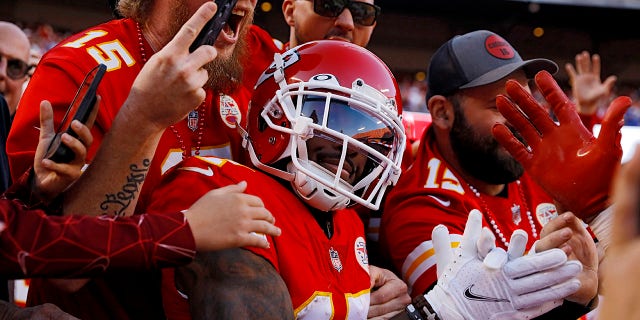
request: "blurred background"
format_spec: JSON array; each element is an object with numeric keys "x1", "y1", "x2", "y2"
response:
[{"x1": 1, "y1": 0, "x2": 640, "y2": 114}]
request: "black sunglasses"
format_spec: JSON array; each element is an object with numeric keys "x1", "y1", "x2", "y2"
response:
[
  {"x1": 0, "y1": 53, "x2": 32, "y2": 80},
  {"x1": 309, "y1": 0, "x2": 381, "y2": 26}
]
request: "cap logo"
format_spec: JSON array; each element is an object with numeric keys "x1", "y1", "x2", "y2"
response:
[{"x1": 485, "y1": 35, "x2": 515, "y2": 60}]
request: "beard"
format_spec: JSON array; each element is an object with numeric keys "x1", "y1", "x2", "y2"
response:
[
  {"x1": 449, "y1": 104, "x2": 524, "y2": 185},
  {"x1": 170, "y1": 1, "x2": 251, "y2": 93}
]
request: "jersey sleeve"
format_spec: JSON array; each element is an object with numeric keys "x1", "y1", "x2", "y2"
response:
[
  {"x1": 380, "y1": 186, "x2": 470, "y2": 297},
  {"x1": 0, "y1": 175, "x2": 196, "y2": 278}
]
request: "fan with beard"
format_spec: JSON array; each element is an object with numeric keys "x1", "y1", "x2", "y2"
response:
[
  {"x1": 169, "y1": 0, "x2": 250, "y2": 93},
  {"x1": 450, "y1": 98, "x2": 524, "y2": 185}
]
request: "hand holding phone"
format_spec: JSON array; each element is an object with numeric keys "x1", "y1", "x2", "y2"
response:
[
  {"x1": 44, "y1": 64, "x2": 106, "y2": 163},
  {"x1": 189, "y1": 0, "x2": 239, "y2": 52}
]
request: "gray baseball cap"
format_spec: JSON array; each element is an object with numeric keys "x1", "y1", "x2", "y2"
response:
[{"x1": 426, "y1": 30, "x2": 558, "y2": 99}]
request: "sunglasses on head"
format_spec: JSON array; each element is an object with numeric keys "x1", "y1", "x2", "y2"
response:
[
  {"x1": 0, "y1": 53, "x2": 32, "y2": 80},
  {"x1": 309, "y1": 0, "x2": 381, "y2": 26}
]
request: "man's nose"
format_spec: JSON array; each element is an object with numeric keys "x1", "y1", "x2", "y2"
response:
[{"x1": 334, "y1": 8, "x2": 355, "y2": 30}]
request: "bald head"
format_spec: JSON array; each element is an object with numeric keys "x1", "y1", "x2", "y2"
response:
[{"x1": 0, "y1": 21, "x2": 31, "y2": 115}]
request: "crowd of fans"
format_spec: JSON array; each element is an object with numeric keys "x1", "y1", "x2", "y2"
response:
[{"x1": 2, "y1": 0, "x2": 640, "y2": 319}]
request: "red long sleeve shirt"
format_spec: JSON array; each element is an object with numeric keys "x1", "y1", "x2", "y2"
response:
[{"x1": 0, "y1": 170, "x2": 196, "y2": 279}]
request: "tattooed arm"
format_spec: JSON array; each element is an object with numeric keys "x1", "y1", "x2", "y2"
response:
[
  {"x1": 62, "y1": 4, "x2": 219, "y2": 217},
  {"x1": 176, "y1": 248, "x2": 294, "y2": 320}
]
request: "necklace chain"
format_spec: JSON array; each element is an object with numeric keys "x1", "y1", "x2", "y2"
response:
[
  {"x1": 136, "y1": 22, "x2": 205, "y2": 159},
  {"x1": 467, "y1": 180, "x2": 538, "y2": 247}
]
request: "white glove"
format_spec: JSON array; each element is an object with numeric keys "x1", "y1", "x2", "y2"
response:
[{"x1": 425, "y1": 210, "x2": 583, "y2": 320}]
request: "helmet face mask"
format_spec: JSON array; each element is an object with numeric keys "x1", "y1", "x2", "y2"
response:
[{"x1": 246, "y1": 41, "x2": 406, "y2": 211}]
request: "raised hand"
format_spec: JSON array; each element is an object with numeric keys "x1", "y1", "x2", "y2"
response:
[
  {"x1": 565, "y1": 51, "x2": 617, "y2": 115},
  {"x1": 493, "y1": 70, "x2": 631, "y2": 219},
  {"x1": 120, "y1": 1, "x2": 219, "y2": 132},
  {"x1": 62, "y1": 1, "x2": 223, "y2": 218},
  {"x1": 424, "y1": 210, "x2": 581, "y2": 320}
]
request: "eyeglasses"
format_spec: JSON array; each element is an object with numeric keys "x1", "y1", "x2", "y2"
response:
[
  {"x1": 308, "y1": 0, "x2": 381, "y2": 27},
  {"x1": 0, "y1": 53, "x2": 32, "y2": 80}
]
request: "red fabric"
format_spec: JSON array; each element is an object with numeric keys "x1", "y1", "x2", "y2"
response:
[
  {"x1": 148, "y1": 156, "x2": 371, "y2": 320},
  {"x1": 380, "y1": 129, "x2": 557, "y2": 297},
  {"x1": 7, "y1": 18, "x2": 250, "y2": 212},
  {"x1": 1, "y1": 171, "x2": 195, "y2": 278},
  {"x1": 6, "y1": 18, "x2": 249, "y2": 319},
  {"x1": 242, "y1": 25, "x2": 284, "y2": 92}
]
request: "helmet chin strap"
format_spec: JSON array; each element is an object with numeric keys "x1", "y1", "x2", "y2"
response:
[{"x1": 287, "y1": 161, "x2": 351, "y2": 212}]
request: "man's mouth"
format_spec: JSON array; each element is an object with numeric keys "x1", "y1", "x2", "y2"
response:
[
  {"x1": 220, "y1": 9, "x2": 245, "y2": 41},
  {"x1": 319, "y1": 155, "x2": 354, "y2": 182}
]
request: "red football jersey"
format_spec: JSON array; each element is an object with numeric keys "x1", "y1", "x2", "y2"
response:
[
  {"x1": 380, "y1": 129, "x2": 558, "y2": 297},
  {"x1": 242, "y1": 25, "x2": 284, "y2": 92},
  {"x1": 6, "y1": 18, "x2": 249, "y2": 319},
  {"x1": 7, "y1": 18, "x2": 250, "y2": 212},
  {"x1": 147, "y1": 156, "x2": 372, "y2": 319}
]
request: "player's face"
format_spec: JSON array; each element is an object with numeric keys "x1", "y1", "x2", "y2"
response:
[
  {"x1": 306, "y1": 135, "x2": 368, "y2": 185},
  {"x1": 0, "y1": 24, "x2": 30, "y2": 115},
  {"x1": 284, "y1": 0, "x2": 376, "y2": 48},
  {"x1": 171, "y1": 0, "x2": 257, "y2": 92},
  {"x1": 449, "y1": 71, "x2": 528, "y2": 184}
]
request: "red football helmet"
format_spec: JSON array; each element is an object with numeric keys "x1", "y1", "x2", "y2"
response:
[{"x1": 243, "y1": 40, "x2": 406, "y2": 211}]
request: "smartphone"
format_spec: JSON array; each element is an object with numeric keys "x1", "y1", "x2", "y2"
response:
[
  {"x1": 44, "y1": 63, "x2": 106, "y2": 163},
  {"x1": 189, "y1": 0, "x2": 239, "y2": 52}
]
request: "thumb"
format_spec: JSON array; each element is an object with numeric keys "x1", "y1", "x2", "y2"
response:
[
  {"x1": 603, "y1": 75, "x2": 617, "y2": 93},
  {"x1": 507, "y1": 229, "x2": 528, "y2": 259},
  {"x1": 598, "y1": 96, "x2": 632, "y2": 149},
  {"x1": 39, "y1": 100, "x2": 55, "y2": 140}
]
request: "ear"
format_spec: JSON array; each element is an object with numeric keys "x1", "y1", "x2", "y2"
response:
[
  {"x1": 283, "y1": 0, "x2": 295, "y2": 26},
  {"x1": 427, "y1": 95, "x2": 454, "y2": 130}
]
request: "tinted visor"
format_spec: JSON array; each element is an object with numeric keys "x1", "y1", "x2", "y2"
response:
[{"x1": 300, "y1": 95, "x2": 395, "y2": 156}]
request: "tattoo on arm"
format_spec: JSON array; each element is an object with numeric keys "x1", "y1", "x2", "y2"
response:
[
  {"x1": 100, "y1": 159, "x2": 150, "y2": 216},
  {"x1": 176, "y1": 248, "x2": 294, "y2": 320}
]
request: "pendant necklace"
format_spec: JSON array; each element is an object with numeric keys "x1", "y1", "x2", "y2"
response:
[
  {"x1": 137, "y1": 22, "x2": 205, "y2": 159},
  {"x1": 467, "y1": 180, "x2": 538, "y2": 247}
]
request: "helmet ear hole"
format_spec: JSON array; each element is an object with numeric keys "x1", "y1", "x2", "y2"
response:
[{"x1": 258, "y1": 115, "x2": 268, "y2": 132}]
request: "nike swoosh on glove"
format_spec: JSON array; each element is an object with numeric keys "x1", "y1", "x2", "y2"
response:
[{"x1": 425, "y1": 210, "x2": 582, "y2": 320}]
